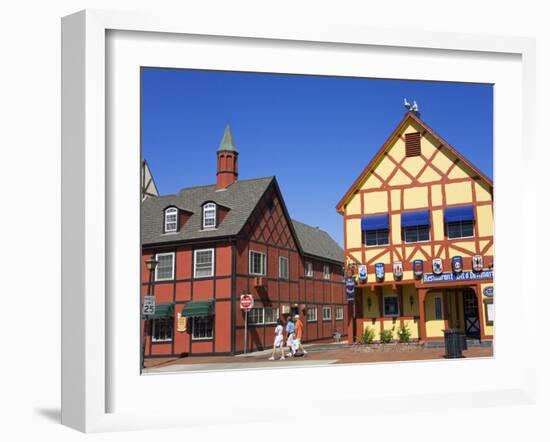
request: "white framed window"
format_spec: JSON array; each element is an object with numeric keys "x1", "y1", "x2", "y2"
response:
[
  {"x1": 322, "y1": 305, "x2": 332, "y2": 321},
  {"x1": 403, "y1": 225, "x2": 430, "y2": 243},
  {"x1": 264, "y1": 307, "x2": 280, "y2": 324},
  {"x1": 279, "y1": 256, "x2": 289, "y2": 279},
  {"x1": 323, "y1": 264, "x2": 330, "y2": 280},
  {"x1": 363, "y1": 228, "x2": 390, "y2": 246},
  {"x1": 202, "y1": 202, "x2": 216, "y2": 229},
  {"x1": 192, "y1": 316, "x2": 213, "y2": 340},
  {"x1": 335, "y1": 306, "x2": 344, "y2": 320},
  {"x1": 305, "y1": 261, "x2": 313, "y2": 278},
  {"x1": 446, "y1": 220, "x2": 475, "y2": 239},
  {"x1": 151, "y1": 318, "x2": 173, "y2": 342},
  {"x1": 249, "y1": 250, "x2": 266, "y2": 275},
  {"x1": 306, "y1": 306, "x2": 317, "y2": 322},
  {"x1": 155, "y1": 252, "x2": 175, "y2": 281},
  {"x1": 194, "y1": 248, "x2": 214, "y2": 278},
  {"x1": 164, "y1": 207, "x2": 178, "y2": 233},
  {"x1": 383, "y1": 295, "x2": 400, "y2": 317},
  {"x1": 248, "y1": 308, "x2": 264, "y2": 325}
]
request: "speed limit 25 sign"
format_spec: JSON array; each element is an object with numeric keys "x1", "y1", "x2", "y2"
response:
[{"x1": 142, "y1": 296, "x2": 156, "y2": 316}]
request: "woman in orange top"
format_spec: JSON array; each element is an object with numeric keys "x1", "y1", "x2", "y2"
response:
[{"x1": 293, "y1": 314, "x2": 308, "y2": 356}]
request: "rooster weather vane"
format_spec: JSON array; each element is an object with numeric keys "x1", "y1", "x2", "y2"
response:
[{"x1": 404, "y1": 98, "x2": 420, "y2": 116}]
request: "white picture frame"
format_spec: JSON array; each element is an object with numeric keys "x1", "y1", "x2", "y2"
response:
[{"x1": 61, "y1": 9, "x2": 538, "y2": 433}]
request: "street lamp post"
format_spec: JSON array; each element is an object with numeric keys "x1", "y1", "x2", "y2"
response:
[{"x1": 141, "y1": 256, "x2": 158, "y2": 371}]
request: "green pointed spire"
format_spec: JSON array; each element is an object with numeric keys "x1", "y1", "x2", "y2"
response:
[{"x1": 218, "y1": 124, "x2": 238, "y2": 153}]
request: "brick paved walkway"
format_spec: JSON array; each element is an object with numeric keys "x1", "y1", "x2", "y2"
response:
[{"x1": 143, "y1": 343, "x2": 493, "y2": 373}]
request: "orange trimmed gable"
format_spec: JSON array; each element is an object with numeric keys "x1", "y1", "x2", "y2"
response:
[{"x1": 336, "y1": 112, "x2": 493, "y2": 214}]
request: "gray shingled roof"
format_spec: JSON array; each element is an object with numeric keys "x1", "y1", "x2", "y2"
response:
[
  {"x1": 141, "y1": 176, "x2": 344, "y2": 263},
  {"x1": 141, "y1": 176, "x2": 274, "y2": 244},
  {"x1": 291, "y1": 219, "x2": 344, "y2": 263}
]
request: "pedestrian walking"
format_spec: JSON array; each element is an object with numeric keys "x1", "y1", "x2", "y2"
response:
[
  {"x1": 268, "y1": 319, "x2": 286, "y2": 360},
  {"x1": 293, "y1": 314, "x2": 307, "y2": 356},
  {"x1": 285, "y1": 315, "x2": 296, "y2": 357}
]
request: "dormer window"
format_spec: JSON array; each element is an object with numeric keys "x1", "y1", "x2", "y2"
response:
[
  {"x1": 203, "y1": 203, "x2": 216, "y2": 229},
  {"x1": 164, "y1": 207, "x2": 178, "y2": 233}
]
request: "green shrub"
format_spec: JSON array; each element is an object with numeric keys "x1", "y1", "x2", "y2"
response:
[
  {"x1": 362, "y1": 326, "x2": 376, "y2": 344},
  {"x1": 397, "y1": 323, "x2": 411, "y2": 343},
  {"x1": 379, "y1": 328, "x2": 394, "y2": 344}
]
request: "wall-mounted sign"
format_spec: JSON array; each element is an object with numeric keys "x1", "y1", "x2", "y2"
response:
[
  {"x1": 473, "y1": 255, "x2": 484, "y2": 272},
  {"x1": 452, "y1": 256, "x2": 463, "y2": 273},
  {"x1": 358, "y1": 265, "x2": 367, "y2": 282},
  {"x1": 345, "y1": 276, "x2": 356, "y2": 302},
  {"x1": 483, "y1": 286, "x2": 494, "y2": 297},
  {"x1": 413, "y1": 259, "x2": 424, "y2": 277},
  {"x1": 423, "y1": 270, "x2": 494, "y2": 283},
  {"x1": 375, "y1": 263, "x2": 385, "y2": 280},
  {"x1": 432, "y1": 258, "x2": 443, "y2": 275},
  {"x1": 176, "y1": 313, "x2": 187, "y2": 332},
  {"x1": 393, "y1": 261, "x2": 403, "y2": 279},
  {"x1": 240, "y1": 293, "x2": 254, "y2": 310}
]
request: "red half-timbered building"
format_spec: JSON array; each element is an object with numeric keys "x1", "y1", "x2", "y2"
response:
[{"x1": 141, "y1": 126, "x2": 346, "y2": 358}]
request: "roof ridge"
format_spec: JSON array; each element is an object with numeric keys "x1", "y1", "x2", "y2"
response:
[{"x1": 175, "y1": 176, "x2": 275, "y2": 194}]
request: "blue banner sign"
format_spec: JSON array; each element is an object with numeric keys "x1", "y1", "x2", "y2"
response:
[
  {"x1": 423, "y1": 270, "x2": 494, "y2": 284},
  {"x1": 345, "y1": 276, "x2": 356, "y2": 302},
  {"x1": 452, "y1": 256, "x2": 463, "y2": 273},
  {"x1": 375, "y1": 263, "x2": 385, "y2": 280}
]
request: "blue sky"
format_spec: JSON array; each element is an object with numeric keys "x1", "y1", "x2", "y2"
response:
[{"x1": 141, "y1": 68, "x2": 493, "y2": 247}]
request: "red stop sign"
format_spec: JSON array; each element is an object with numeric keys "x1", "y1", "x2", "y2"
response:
[{"x1": 240, "y1": 294, "x2": 254, "y2": 310}]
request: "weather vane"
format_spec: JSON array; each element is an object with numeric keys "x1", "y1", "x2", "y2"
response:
[{"x1": 403, "y1": 98, "x2": 420, "y2": 116}]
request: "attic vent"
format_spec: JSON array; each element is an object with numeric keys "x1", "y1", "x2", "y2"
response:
[{"x1": 405, "y1": 132, "x2": 421, "y2": 157}]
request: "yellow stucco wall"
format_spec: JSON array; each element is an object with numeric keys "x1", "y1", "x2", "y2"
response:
[
  {"x1": 474, "y1": 181, "x2": 492, "y2": 202},
  {"x1": 346, "y1": 218, "x2": 362, "y2": 249},
  {"x1": 431, "y1": 184, "x2": 442, "y2": 206},
  {"x1": 401, "y1": 156, "x2": 425, "y2": 178},
  {"x1": 431, "y1": 149, "x2": 454, "y2": 174},
  {"x1": 391, "y1": 214, "x2": 401, "y2": 245},
  {"x1": 363, "y1": 190, "x2": 388, "y2": 213},
  {"x1": 403, "y1": 186, "x2": 428, "y2": 209},
  {"x1": 445, "y1": 181, "x2": 472, "y2": 205},
  {"x1": 345, "y1": 192, "x2": 361, "y2": 215},
  {"x1": 391, "y1": 189, "x2": 401, "y2": 211},
  {"x1": 418, "y1": 166, "x2": 441, "y2": 183},
  {"x1": 375, "y1": 156, "x2": 396, "y2": 180},
  {"x1": 360, "y1": 173, "x2": 383, "y2": 190},
  {"x1": 432, "y1": 209, "x2": 444, "y2": 241},
  {"x1": 388, "y1": 169, "x2": 412, "y2": 186},
  {"x1": 362, "y1": 289, "x2": 379, "y2": 319},
  {"x1": 476, "y1": 205, "x2": 494, "y2": 237},
  {"x1": 425, "y1": 292, "x2": 445, "y2": 338}
]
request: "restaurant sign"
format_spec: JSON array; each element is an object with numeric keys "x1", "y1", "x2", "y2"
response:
[{"x1": 423, "y1": 270, "x2": 494, "y2": 284}]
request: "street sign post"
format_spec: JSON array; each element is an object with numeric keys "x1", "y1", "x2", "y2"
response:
[{"x1": 240, "y1": 294, "x2": 254, "y2": 354}]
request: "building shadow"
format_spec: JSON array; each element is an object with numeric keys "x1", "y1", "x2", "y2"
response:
[{"x1": 34, "y1": 407, "x2": 61, "y2": 423}]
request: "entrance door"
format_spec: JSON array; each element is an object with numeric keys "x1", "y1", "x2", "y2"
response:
[{"x1": 462, "y1": 290, "x2": 480, "y2": 338}]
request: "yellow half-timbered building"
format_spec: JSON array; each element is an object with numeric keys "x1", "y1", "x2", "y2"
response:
[{"x1": 337, "y1": 111, "x2": 494, "y2": 344}]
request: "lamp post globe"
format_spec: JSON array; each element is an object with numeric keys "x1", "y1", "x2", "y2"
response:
[{"x1": 145, "y1": 256, "x2": 158, "y2": 272}]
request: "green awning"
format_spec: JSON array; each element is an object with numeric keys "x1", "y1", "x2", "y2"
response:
[
  {"x1": 151, "y1": 303, "x2": 174, "y2": 319},
  {"x1": 181, "y1": 300, "x2": 214, "y2": 317}
]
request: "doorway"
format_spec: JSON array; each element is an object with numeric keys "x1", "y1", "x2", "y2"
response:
[{"x1": 462, "y1": 289, "x2": 481, "y2": 338}]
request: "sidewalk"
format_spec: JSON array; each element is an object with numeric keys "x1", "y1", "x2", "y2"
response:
[{"x1": 143, "y1": 341, "x2": 492, "y2": 374}]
